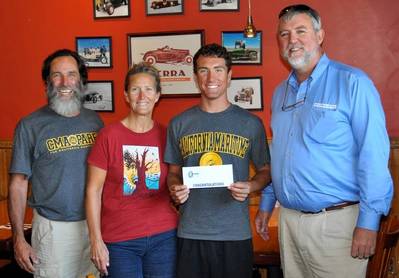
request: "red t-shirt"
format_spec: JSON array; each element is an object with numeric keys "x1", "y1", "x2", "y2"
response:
[{"x1": 88, "y1": 121, "x2": 178, "y2": 242}]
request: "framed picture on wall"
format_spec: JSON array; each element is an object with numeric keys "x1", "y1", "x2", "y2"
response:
[
  {"x1": 83, "y1": 81, "x2": 114, "y2": 112},
  {"x1": 127, "y1": 30, "x2": 204, "y2": 97},
  {"x1": 221, "y1": 31, "x2": 262, "y2": 65},
  {"x1": 200, "y1": 0, "x2": 239, "y2": 11},
  {"x1": 93, "y1": 0, "x2": 130, "y2": 19},
  {"x1": 76, "y1": 37, "x2": 112, "y2": 68},
  {"x1": 227, "y1": 77, "x2": 263, "y2": 111},
  {"x1": 146, "y1": 0, "x2": 184, "y2": 16}
]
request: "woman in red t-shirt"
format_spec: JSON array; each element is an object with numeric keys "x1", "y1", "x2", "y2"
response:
[{"x1": 86, "y1": 62, "x2": 178, "y2": 277}]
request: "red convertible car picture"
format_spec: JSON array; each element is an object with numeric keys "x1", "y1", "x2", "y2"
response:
[{"x1": 142, "y1": 46, "x2": 193, "y2": 65}]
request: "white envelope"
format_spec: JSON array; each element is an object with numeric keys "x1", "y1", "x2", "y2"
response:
[{"x1": 182, "y1": 164, "x2": 234, "y2": 189}]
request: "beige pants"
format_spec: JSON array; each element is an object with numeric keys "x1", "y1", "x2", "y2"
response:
[
  {"x1": 31, "y1": 210, "x2": 98, "y2": 278},
  {"x1": 279, "y1": 205, "x2": 368, "y2": 278}
]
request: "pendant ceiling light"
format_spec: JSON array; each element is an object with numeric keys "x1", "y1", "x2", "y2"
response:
[{"x1": 244, "y1": 0, "x2": 256, "y2": 38}]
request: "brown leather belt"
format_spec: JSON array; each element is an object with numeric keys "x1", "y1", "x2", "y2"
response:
[{"x1": 301, "y1": 201, "x2": 359, "y2": 214}]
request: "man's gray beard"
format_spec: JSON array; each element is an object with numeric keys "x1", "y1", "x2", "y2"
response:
[
  {"x1": 47, "y1": 82, "x2": 85, "y2": 117},
  {"x1": 284, "y1": 46, "x2": 318, "y2": 70}
]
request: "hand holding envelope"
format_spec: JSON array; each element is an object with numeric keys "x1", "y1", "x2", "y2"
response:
[
  {"x1": 228, "y1": 181, "x2": 251, "y2": 202},
  {"x1": 169, "y1": 183, "x2": 190, "y2": 205}
]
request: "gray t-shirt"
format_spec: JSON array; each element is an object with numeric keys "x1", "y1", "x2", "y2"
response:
[
  {"x1": 9, "y1": 106, "x2": 103, "y2": 221},
  {"x1": 164, "y1": 104, "x2": 270, "y2": 240}
]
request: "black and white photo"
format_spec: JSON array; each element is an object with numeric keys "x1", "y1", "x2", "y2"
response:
[
  {"x1": 84, "y1": 81, "x2": 114, "y2": 112},
  {"x1": 200, "y1": 0, "x2": 239, "y2": 11},
  {"x1": 93, "y1": 0, "x2": 130, "y2": 18},
  {"x1": 146, "y1": 0, "x2": 183, "y2": 15},
  {"x1": 227, "y1": 77, "x2": 263, "y2": 110}
]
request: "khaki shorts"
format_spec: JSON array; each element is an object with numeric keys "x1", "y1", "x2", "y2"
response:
[
  {"x1": 279, "y1": 205, "x2": 368, "y2": 278},
  {"x1": 31, "y1": 210, "x2": 98, "y2": 278}
]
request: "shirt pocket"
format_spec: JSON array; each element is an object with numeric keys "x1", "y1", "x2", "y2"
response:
[{"x1": 305, "y1": 109, "x2": 338, "y2": 143}]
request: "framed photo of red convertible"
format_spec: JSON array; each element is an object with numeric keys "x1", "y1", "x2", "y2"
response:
[{"x1": 127, "y1": 30, "x2": 204, "y2": 97}]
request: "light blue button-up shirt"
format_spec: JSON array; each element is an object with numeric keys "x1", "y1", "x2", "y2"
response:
[{"x1": 260, "y1": 54, "x2": 393, "y2": 231}]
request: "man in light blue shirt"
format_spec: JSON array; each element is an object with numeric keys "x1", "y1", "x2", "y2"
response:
[{"x1": 255, "y1": 4, "x2": 393, "y2": 278}]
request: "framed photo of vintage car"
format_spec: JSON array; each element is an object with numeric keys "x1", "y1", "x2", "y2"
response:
[
  {"x1": 200, "y1": 0, "x2": 239, "y2": 11},
  {"x1": 127, "y1": 30, "x2": 204, "y2": 97},
  {"x1": 227, "y1": 77, "x2": 263, "y2": 111},
  {"x1": 83, "y1": 81, "x2": 114, "y2": 112},
  {"x1": 76, "y1": 37, "x2": 112, "y2": 68},
  {"x1": 221, "y1": 31, "x2": 262, "y2": 65},
  {"x1": 93, "y1": 0, "x2": 130, "y2": 19},
  {"x1": 146, "y1": 0, "x2": 183, "y2": 15}
]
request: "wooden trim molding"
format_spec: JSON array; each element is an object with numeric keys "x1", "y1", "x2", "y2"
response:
[
  {"x1": 0, "y1": 141, "x2": 12, "y2": 149},
  {"x1": 391, "y1": 137, "x2": 399, "y2": 149}
]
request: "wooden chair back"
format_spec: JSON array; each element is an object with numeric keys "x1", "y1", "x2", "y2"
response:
[
  {"x1": 367, "y1": 139, "x2": 399, "y2": 277},
  {"x1": 0, "y1": 141, "x2": 12, "y2": 201}
]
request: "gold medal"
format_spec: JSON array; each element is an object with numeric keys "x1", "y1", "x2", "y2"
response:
[{"x1": 199, "y1": 152, "x2": 222, "y2": 166}]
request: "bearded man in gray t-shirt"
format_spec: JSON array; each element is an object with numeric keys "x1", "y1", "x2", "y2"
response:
[
  {"x1": 164, "y1": 43, "x2": 271, "y2": 278},
  {"x1": 8, "y1": 49, "x2": 103, "y2": 277}
]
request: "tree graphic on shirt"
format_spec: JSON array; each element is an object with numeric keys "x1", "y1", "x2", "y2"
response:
[{"x1": 123, "y1": 148, "x2": 154, "y2": 188}]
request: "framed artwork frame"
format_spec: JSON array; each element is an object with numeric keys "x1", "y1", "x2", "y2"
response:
[
  {"x1": 127, "y1": 30, "x2": 204, "y2": 97},
  {"x1": 84, "y1": 81, "x2": 114, "y2": 112},
  {"x1": 93, "y1": 0, "x2": 130, "y2": 19},
  {"x1": 200, "y1": 0, "x2": 239, "y2": 11},
  {"x1": 221, "y1": 31, "x2": 262, "y2": 65},
  {"x1": 76, "y1": 37, "x2": 112, "y2": 68},
  {"x1": 146, "y1": 0, "x2": 184, "y2": 16},
  {"x1": 227, "y1": 77, "x2": 263, "y2": 111}
]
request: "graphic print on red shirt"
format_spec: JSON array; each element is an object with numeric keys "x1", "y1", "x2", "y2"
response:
[{"x1": 123, "y1": 145, "x2": 161, "y2": 194}]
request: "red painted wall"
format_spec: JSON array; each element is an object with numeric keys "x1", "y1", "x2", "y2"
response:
[{"x1": 0, "y1": 0, "x2": 398, "y2": 140}]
